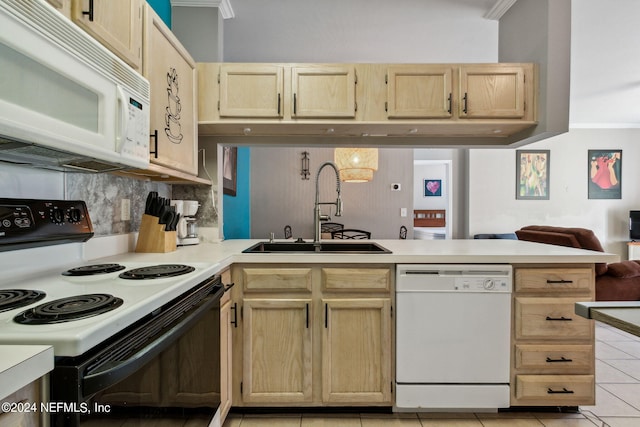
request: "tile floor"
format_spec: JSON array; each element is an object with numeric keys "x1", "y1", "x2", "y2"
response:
[{"x1": 224, "y1": 321, "x2": 640, "y2": 427}]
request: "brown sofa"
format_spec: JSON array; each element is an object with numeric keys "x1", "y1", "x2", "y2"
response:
[{"x1": 515, "y1": 225, "x2": 640, "y2": 301}]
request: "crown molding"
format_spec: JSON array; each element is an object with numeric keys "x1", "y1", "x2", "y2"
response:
[
  {"x1": 170, "y1": 0, "x2": 235, "y2": 19},
  {"x1": 484, "y1": 0, "x2": 517, "y2": 20}
]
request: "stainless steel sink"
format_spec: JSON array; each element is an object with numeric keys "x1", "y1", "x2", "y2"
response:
[{"x1": 242, "y1": 241, "x2": 391, "y2": 254}]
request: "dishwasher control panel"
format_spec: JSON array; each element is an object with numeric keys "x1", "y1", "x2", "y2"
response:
[
  {"x1": 396, "y1": 264, "x2": 512, "y2": 293},
  {"x1": 453, "y1": 277, "x2": 510, "y2": 291}
]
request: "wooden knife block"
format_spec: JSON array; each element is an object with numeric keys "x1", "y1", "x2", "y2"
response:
[{"x1": 135, "y1": 214, "x2": 177, "y2": 253}]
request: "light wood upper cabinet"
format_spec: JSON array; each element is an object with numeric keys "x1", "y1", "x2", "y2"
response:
[
  {"x1": 143, "y1": 4, "x2": 198, "y2": 175},
  {"x1": 219, "y1": 64, "x2": 284, "y2": 118},
  {"x1": 71, "y1": 0, "x2": 143, "y2": 71},
  {"x1": 459, "y1": 64, "x2": 527, "y2": 119},
  {"x1": 198, "y1": 62, "x2": 537, "y2": 141},
  {"x1": 291, "y1": 65, "x2": 356, "y2": 118},
  {"x1": 386, "y1": 65, "x2": 453, "y2": 119}
]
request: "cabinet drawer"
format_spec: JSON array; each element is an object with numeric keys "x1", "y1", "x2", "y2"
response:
[
  {"x1": 515, "y1": 297, "x2": 593, "y2": 340},
  {"x1": 515, "y1": 268, "x2": 593, "y2": 293},
  {"x1": 243, "y1": 268, "x2": 312, "y2": 292},
  {"x1": 515, "y1": 344, "x2": 593, "y2": 373},
  {"x1": 514, "y1": 375, "x2": 594, "y2": 405},
  {"x1": 322, "y1": 268, "x2": 390, "y2": 292}
]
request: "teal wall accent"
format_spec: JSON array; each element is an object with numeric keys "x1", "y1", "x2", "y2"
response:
[
  {"x1": 146, "y1": 0, "x2": 171, "y2": 28},
  {"x1": 223, "y1": 147, "x2": 251, "y2": 238}
]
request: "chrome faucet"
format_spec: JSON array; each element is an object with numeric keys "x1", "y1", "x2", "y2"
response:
[{"x1": 314, "y1": 162, "x2": 343, "y2": 246}]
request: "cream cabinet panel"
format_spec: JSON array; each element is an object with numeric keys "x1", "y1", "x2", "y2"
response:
[
  {"x1": 292, "y1": 65, "x2": 356, "y2": 118},
  {"x1": 386, "y1": 66, "x2": 452, "y2": 118},
  {"x1": 242, "y1": 299, "x2": 313, "y2": 403},
  {"x1": 459, "y1": 65, "x2": 526, "y2": 118},
  {"x1": 71, "y1": 0, "x2": 142, "y2": 70},
  {"x1": 219, "y1": 65, "x2": 284, "y2": 118},
  {"x1": 143, "y1": 5, "x2": 198, "y2": 175},
  {"x1": 322, "y1": 298, "x2": 391, "y2": 404}
]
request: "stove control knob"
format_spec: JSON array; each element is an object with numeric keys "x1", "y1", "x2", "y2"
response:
[
  {"x1": 483, "y1": 279, "x2": 495, "y2": 290},
  {"x1": 50, "y1": 208, "x2": 65, "y2": 224},
  {"x1": 68, "y1": 208, "x2": 82, "y2": 223}
]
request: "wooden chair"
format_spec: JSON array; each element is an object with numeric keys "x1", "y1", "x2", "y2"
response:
[
  {"x1": 399, "y1": 225, "x2": 407, "y2": 240},
  {"x1": 330, "y1": 229, "x2": 371, "y2": 240},
  {"x1": 284, "y1": 225, "x2": 292, "y2": 239}
]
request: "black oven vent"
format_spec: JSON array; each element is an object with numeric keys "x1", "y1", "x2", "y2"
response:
[{"x1": 84, "y1": 277, "x2": 220, "y2": 379}]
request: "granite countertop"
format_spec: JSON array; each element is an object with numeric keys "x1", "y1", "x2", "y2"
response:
[{"x1": 0, "y1": 345, "x2": 53, "y2": 401}]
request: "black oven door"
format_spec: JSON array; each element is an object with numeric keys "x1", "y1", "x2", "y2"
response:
[{"x1": 50, "y1": 277, "x2": 223, "y2": 427}]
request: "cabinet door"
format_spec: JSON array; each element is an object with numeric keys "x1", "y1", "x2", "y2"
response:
[
  {"x1": 220, "y1": 299, "x2": 233, "y2": 422},
  {"x1": 322, "y1": 298, "x2": 391, "y2": 404},
  {"x1": 144, "y1": 5, "x2": 198, "y2": 175},
  {"x1": 243, "y1": 299, "x2": 313, "y2": 403},
  {"x1": 71, "y1": 0, "x2": 142, "y2": 70},
  {"x1": 292, "y1": 65, "x2": 356, "y2": 118},
  {"x1": 459, "y1": 65, "x2": 526, "y2": 118},
  {"x1": 219, "y1": 65, "x2": 284, "y2": 118},
  {"x1": 386, "y1": 66, "x2": 453, "y2": 118}
]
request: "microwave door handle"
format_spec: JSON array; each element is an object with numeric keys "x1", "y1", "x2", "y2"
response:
[{"x1": 115, "y1": 84, "x2": 129, "y2": 153}]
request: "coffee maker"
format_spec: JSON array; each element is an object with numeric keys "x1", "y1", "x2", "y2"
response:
[{"x1": 171, "y1": 200, "x2": 200, "y2": 246}]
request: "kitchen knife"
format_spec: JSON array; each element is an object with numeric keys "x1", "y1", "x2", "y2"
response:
[
  {"x1": 160, "y1": 210, "x2": 175, "y2": 229},
  {"x1": 167, "y1": 213, "x2": 180, "y2": 231},
  {"x1": 145, "y1": 191, "x2": 158, "y2": 215}
]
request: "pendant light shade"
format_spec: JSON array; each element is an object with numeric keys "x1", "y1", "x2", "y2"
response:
[{"x1": 334, "y1": 148, "x2": 378, "y2": 182}]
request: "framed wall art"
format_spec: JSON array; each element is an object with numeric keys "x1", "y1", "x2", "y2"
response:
[
  {"x1": 516, "y1": 150, "x2": 550, "y2": 200},
  {"x1": 588, "y1": 149, "x2": 621, "y2": 199},
  {"x1": 424, "y1": 179, "x2": 442, "y2": 197},
  {"x1": 222, "y1": 146, "x2": 237, "y2": 196}
]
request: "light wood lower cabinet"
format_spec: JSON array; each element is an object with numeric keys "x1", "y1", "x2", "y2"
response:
[
  {"x1": 242, "y1": 298, "x2": 313, "y2": 403},
  {"x1": 231, "y1": 264, "x2": 393, "y2": 407},
  {"x1": 511, "y1": 266, "x2": 596, "y2": 407},
  {"x1": 323, "y1": 298, "x2": 391, "y2": 403},
  {"x1": 0, "y1": 379, "x2": 43, "y2": 427}
]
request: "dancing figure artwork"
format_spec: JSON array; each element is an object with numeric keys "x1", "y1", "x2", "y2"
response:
[{"x1": 588, "y1": 150, "x2": 622, "y2": 199}]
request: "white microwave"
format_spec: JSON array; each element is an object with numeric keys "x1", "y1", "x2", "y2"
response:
[{"x1": 0, "y1": 0, "x2": 150, "y2": 172}]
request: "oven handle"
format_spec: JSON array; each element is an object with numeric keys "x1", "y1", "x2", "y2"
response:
[{"x1": 83, "y1": 284, "x2": 224, "y2": 396}]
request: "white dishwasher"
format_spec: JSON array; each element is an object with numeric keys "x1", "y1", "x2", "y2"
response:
[{"x1": 395, "y1": 264, "x2": 512, "y2": 410}]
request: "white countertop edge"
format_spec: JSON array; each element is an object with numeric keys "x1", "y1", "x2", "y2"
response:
[{"x1": 0, "y1": 345, "x2": 53, "y2": 401}]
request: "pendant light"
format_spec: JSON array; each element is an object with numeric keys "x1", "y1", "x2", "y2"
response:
[{"x1": 334, "y1": 148, "x2": 378, "y2": 182}]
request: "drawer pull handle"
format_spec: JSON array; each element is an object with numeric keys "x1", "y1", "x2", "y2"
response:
[
  {"x1": 546, "y1": 316, "x2": 573, "y2": 321},
  {"x1": 547, "y1": 279, "x2": 574, "y2": 284},
  {"x1": 547, "y1": 387, "x2": 574, "y2": 394},
  {"x1": 546, "y1": 356, "x2": 573, "y2": 363}
]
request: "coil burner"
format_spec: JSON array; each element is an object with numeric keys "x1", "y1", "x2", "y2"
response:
[{"x1": 14, "y1": 294, "x2": 124, "y2": 324}]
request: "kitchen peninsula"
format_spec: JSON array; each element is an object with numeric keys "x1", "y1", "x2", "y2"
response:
[
  {"x1": 0, "y1": 237, "x2": 618, "y2": 423},
  {"x1": 97, "y1": 237, "x2": 616, "y2": 410}
]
